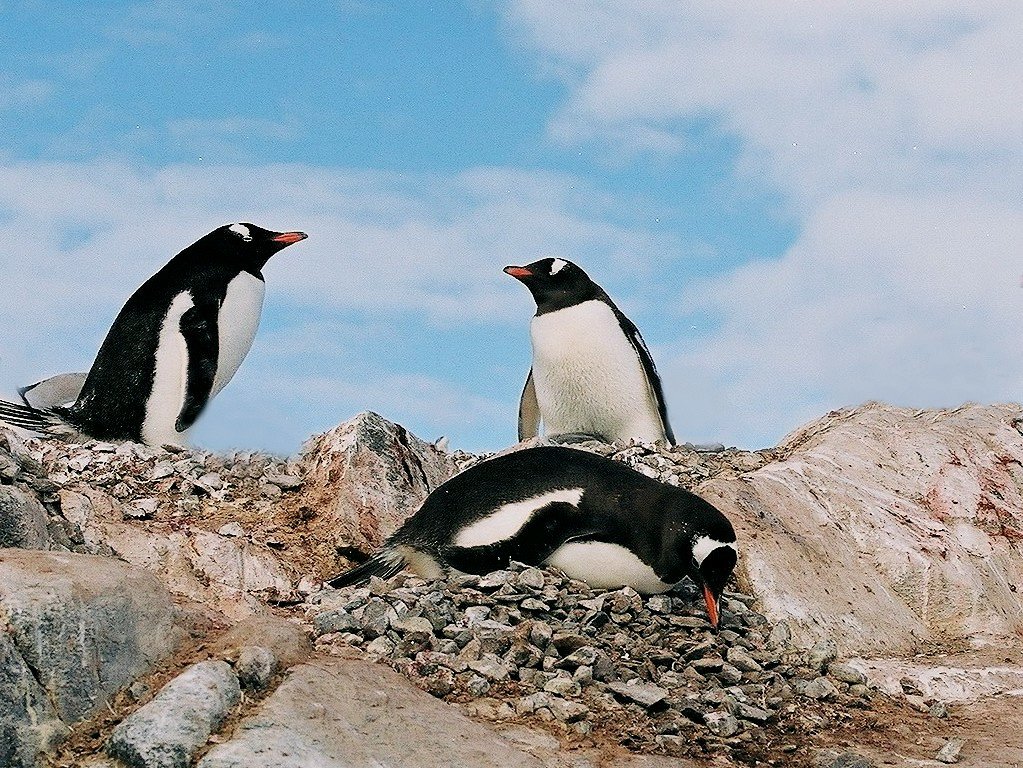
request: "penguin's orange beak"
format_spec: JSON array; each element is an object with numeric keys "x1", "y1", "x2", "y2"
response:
[
  {"x1": 504, "y1": 265, "x2": 532, "y2": 279},
  {"x1": 272, "y1": 231, "x2": 308, "y2": 245},
  {"x1": 702, "y1": 583, "x2": 720, "y2": 628}
]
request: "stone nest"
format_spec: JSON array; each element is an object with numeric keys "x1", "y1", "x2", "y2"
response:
[{"x1": 308, "y1": 560, "x2": 874, "y2": 764}]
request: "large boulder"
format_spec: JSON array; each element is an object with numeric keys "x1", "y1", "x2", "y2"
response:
[
  {"x1": 0, "y1": 549, "x2": 185, "y2": 767},
  {"x1": 702, "y1": 402, "x2": 1023, "y2": 655},
  {"x1": 299, "y1": 412, "x2": 458, "y2": 561},
  {"x1": 196, "y1": 656, "x2": 545, "y2": 768},
  {"x1": 0, "y1": 485, "x2": 49, "y2": 549}
]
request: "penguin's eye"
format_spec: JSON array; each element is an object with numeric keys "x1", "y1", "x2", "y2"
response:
[{"x1": 229, "y1": 223, "x2": 253, "y2": 241}]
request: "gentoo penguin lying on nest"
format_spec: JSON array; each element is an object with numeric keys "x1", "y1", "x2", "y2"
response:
[{"x1": 328, "y1": 446, "x2": 737, "y2": 626}]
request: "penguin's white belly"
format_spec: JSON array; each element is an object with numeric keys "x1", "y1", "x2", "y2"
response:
[
  {"x1": 530, "y1": 301, "x2": 664, "y2": 442},
  {"x1": 544, "y1": 541, "x2": 672, "y2": 594},
  {"x1": 212, "y1": 272, "x2": 265, "y2": 397},
  {"x1": 142, "y1": 291, "x2": 194, "y2": 448}
]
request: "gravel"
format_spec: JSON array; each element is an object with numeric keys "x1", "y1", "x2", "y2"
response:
[{"x1": 308, "y1": 561, "x2": 880, "y2": 763}]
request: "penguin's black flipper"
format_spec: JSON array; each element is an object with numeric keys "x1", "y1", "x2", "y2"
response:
[
  {"x1": 608, "y1": 305, "x2": 675, "y2": 444},
  {"x1": 175, "y1": 303, "x2": 220, "y2": 432},
  {"x1": 326, "y1": 548, "x2": 407, "y2": 588},
  {"x1": 441, "y1": 501, "x2": 602, "y2": 574},
  {"x1": 518, "y1": 369, "x2": 540, "y2": 441}
]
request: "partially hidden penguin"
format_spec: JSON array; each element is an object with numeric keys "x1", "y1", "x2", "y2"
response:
[
  {"x1": 0, "y1": 223, "x2": 307, "y2": 448},
  {"x1": 504, "y1": 257, "x2": 674, "y2": 445},
  {"x1": 327, "y1": 446, "x2": 737, "y2": 626}
]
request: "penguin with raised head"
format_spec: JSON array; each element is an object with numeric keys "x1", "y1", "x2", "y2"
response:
[
  {"x1": 0, "y1": 223, "x2": 307, "y2": 447},
  {"x1": 327, "y1": 446, "x2": 737, "y2": 626},
  {"x1": 504, "y1": 258, "x2": 674, "y2": 445}
]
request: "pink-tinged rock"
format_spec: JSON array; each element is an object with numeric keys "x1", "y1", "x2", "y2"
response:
[
  {"x1": 701, "y1": 402, "x2": 1023, "y2": 655},
  {"x1": 299, "y1": 411, "x2": 458, "y2": 558}
]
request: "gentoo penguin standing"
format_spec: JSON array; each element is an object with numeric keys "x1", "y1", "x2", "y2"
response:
[
  {"x1": 327, "y1": 446, "x2": 737, "y2": 626},
  {"x1": 504, "y1": 258, "x2": 674, "y2": 445},
  {"x1": 0, "y1": 223, "x2": 307, "y2": 448}
]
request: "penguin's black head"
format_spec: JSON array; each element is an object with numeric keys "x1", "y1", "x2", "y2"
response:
[
  {"x1": 211, "y1": 223, "x2": 308, "y2": 272},
  {"x1": 691, "y1": 534, "x2": 738, "y2": 629},
  {"x1": 504, "y1": 257, "x2": 600, "y2": 313}
]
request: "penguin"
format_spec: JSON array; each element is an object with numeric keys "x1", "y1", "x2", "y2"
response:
[
  {"x1": 504, "y1": 257, "x2": 675, "y2": 445},
  {"x1": 327, "y1": 446, "x2": 737, "y2": 626},
  {"x1": 0, "y1": 223, "x2": 307, "y2": 448}
]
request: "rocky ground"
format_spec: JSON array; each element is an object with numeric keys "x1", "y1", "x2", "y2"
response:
[{"x1": 2, "y1": 403, "x2": 1023, "y2": 767}]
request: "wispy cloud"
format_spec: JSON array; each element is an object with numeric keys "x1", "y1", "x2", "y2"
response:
[
  {"x1": 0, "y1": 160, "x2": 675, "y2": 452},
  {"x1": 505, "y1": 1, "x2": 1023, "y2": 447},
  {"x1": 0, "y1": 75, "x2": 53, "y2": 110}
]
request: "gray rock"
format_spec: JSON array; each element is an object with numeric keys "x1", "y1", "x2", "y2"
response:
[
  {"x1": 703, "y1": 712, "x2": 742, "y2": 737},
  {"x1": 767, "y1": 621, "x2": 791, "y2": 648},
  {"x1": 607, "y1": 681, "x2": 668, "y2": 709},
  {"x1": 235, "y1": 646, "x2": 276, "y2": 691},
  {"x1": 548, "y1": 697, "x2": 589, "y2": 722},
  {"x1": 478, "y1": 570, "x2": 515, "y2": 589},
  {"x1": 517, "y1": 568, "x2": 546, "y2": 591},
  {"x1": 468, "y1": 655, "x2": 512, "y2": 681},
  {"x1": 929, "y1": 700, "x2": 949, "y2": 718},
  {"x1": 936, "y1": 738, "x2": 965, "y2": 764},
  {"x1": 0, "y1": 485, "x2": 49, "y2": 548},
  {"x1": 800, "y1": 676, "x2": 839, "y2": 700},
  {"x1": 733, "y1": 702, "x2": 771, "y2": 722},
  {"x1": 264, "y1": 472, "x2": 302, "y2": 490},
  {"x1": 299, "y1": 413, "x2": 458, "y2": 555},
  {"x1": 108, "y1": 660, "x2": 240, "y2": 768},
  {"x1": 716, "y1": 663, "x2": 743, "y2": 685},
  {"x1": 828, "y1": 662, "x2": 866, "y2": 685},
  {"x1": 0, "y1": 549, "x2": 183, "y2": 765},
  {"x1": 817, "y1": 750, "x2": 875, "y2": 768},
  {"x1": 808, "y1": 639, "x2": 838, "y2": 672},
  {"x1": 313, "y1": 610, "x2": 361, "y2": 635},
  {"x1": 726, "y1": 647, "x2": 762, "y2": 673},
  {"x1": 543, "y1": 677, "x2": 581, "y2": 697},
  {"x1": 197, "y1": 658, "x2": 547, "y2": 768}
]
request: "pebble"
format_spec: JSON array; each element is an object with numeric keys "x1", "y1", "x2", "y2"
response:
[
  {"x1": 235, "y1": 645, "x2": 276, "y2": 691},
  {"x1": 607, "y1": 681, "x2": 668, "y2": 709},
  {"x1": 809, "y1": 639, "x2": 838, "y2": 671},
  {"x1": 935, "y1": 738, "x2": 965, "y2": 764},
  {"x1": 704, "y1": 712, "x2": 742, "y2": 737},
  {"x1": 828, "y1": 662, "x2": 866, "y2": 685}
]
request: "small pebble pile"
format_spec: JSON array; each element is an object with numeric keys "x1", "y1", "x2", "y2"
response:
[
  {"x1": 1, "y1": 431, "x2": 305, "y2": 554},
  {"x1": 308, "y1": 562, "x2": 874, "y2": 764}
]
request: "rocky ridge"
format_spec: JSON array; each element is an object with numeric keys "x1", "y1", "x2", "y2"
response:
[{"x1": 2, "y1": 403, "x2": 1023, "y2": 767}]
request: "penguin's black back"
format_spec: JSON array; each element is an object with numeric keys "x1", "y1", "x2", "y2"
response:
[
  {"x1": 65, "y1": 234, "x2": 256, "y2": 441},
  {"x1": 392, "y1": 446, "x2": 733, "y2": 572}
]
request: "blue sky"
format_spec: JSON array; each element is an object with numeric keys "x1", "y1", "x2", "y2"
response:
[{"x1": 1, "y1": 1, "x2": 1021, "y2": 455}]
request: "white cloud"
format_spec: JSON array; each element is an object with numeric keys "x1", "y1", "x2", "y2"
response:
[
  {"x1": 0, "y1": 160, "x2": 674, "y2": 453},
  {"x1": 504, "y1": 1, "x2": 1023, "y2": 447}
]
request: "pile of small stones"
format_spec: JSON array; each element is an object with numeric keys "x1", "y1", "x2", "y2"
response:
[
  {"x1": 308, "y1": 561, "x2": 874, "y2": 763},
  {"x1": 449, "y1": 437, "x2": 779, "y2": 496},
  {"x1": 10, "y1": 432, "x2": 302, "y2": 521}
]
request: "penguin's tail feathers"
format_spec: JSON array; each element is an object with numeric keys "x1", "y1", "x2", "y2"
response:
[
  {"x1": 0, "y1": 399, "x2": 67, "y2": 436},
  {"x1": 326, "y1": 547, "x2": 407, "y2": 589}
]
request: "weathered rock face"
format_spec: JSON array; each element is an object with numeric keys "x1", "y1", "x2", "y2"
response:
[
  {"x1": 299, "y1": 411, "x2": 458, "y2": 559},
  {"x1": 196, "y1": 656, "x2": 552, "y2": 768},
  {"x1": 0, "y1": 549, "x2": 184, "y2": 767},
  {"x1": 700, "y1": 402, "x2": 1023, "y2": 655},
  {"x1": 0, "y1": 485, "x2": 49, "y2": 548}
]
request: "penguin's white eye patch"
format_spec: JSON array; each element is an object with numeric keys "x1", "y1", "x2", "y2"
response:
[
  {"x1": 550, "y1": 258, "x2": 568, "y2": 275},
  {"x1": 229, "y1": 223, "x2": 252, "y2": 241},
  {"x1": 692, "y1": 535, "x2": 737, "y2": 566}
]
